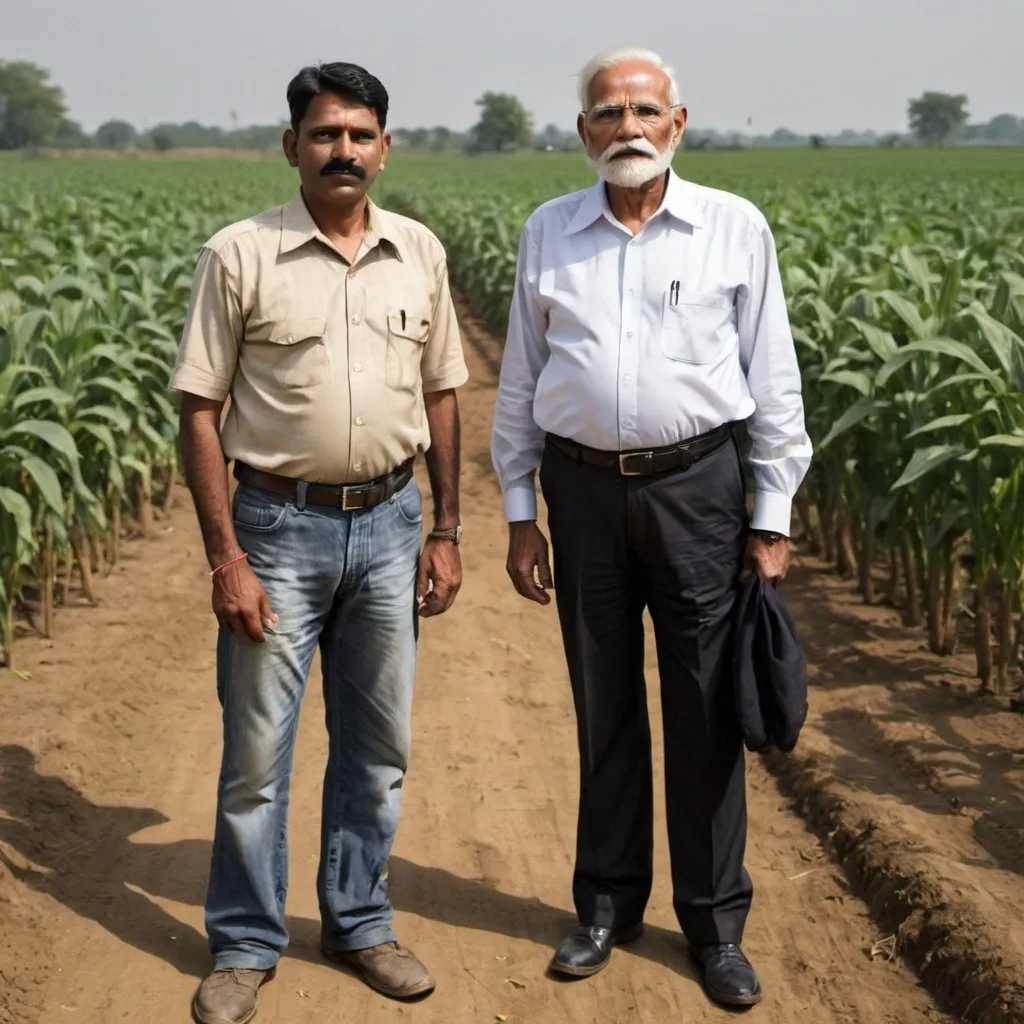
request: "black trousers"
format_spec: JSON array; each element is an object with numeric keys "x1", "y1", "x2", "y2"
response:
[{"x1": 538, "y1": 432, "x2": 752, "y2": 947}]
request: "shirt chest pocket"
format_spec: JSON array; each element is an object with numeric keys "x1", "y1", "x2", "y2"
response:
[
  {"x1": 661, "y1": 292, "x2": 737, "y2": 365},
  {"x1": 385, "y1": 307, "x2": 431, "y2": 392},
  {"x1": 242, "y1": 317, "x2": 329, "y2": 389}
]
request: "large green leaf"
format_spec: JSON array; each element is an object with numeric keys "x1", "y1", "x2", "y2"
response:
[
  {"x1": 80, "y1": 404, "x2": 131, "y2": 432},
  {"x1": 845, "y1": 318, "x2": 898, "y2": 361},
  {"x1": 13, "y1": 275, "x2": 45, "y2": 299},
  {"x1": 936, "y1": 258, "x2": 963, "y2": 321},
  {"x1": 81, "y1": 342, "x2": 138, "y2": 371},
  {"x1": 77, "y1": 421, "x2": 119, "y2": 455},
  {"x1": 923, "y1": 372, "x2": 993, "y2": 400},
  {"x1": 4, "y1": 309, "x2": 50, "y2": 355},
  {"x1": 818, "y1": 369, "x2": 873, "y2": 396},
  {"x1": 19, "y1": 456, "x2": 64, "y2": 515},
  {"x1": 27, "y1": 236, "x2": 59, "y2": 260},
  {"x1": 10, "y1": 420, "x2": 81, "y2": 466},
  {"x1": 977, "y1": 434, "x2": 1024, "y2": 450},
  {"x1": 0, "y1": 487, "x2": 35, "y2": 547},
  {"x1": 897, "y1": 246, "x2": 933, "y2": 305},
  {"x1": 818, "y1": 396, "x2": 886, "y2": 450},
  {"x1": 148, "y1": 391, "x2": 177, "y2": 425},
  {"x1": 876, "y1": 290, "x2": 927, "y2": 339},
  {"x1": 90, "y1": 376, "x2": 139, "y2": 404},
  {"x1": 906, "y1": 413, "x2": 977, "y2": 439},
  {"x1": 875, "y1": 338, "x2": 999, "y2": 389},
  {"x1": 138, "y1": 419, "x2": 168, "y2": 451},
  {"x1": 13, "y1": 386, "x2": 75, "y2": 412},
  {"x1": 959, "y1": 305, "x2": 1019, "y2": 379},
  {"x1": 44, "y1": 273, "x2": 104, "y2": 303},
  {"x1": 891, "y1": 444, "x2": 968, "y2": 490},
  {"x1": 924, "y1": 500, "x2": 969, "y2": 548}
]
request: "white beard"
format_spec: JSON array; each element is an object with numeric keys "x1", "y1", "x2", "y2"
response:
[{"x1": 586, "y1": 137, "x2": 677, "y2": 188}]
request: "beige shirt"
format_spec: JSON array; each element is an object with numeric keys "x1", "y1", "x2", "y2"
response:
[{"x1": 170, "y1": 191, "x2": 469, "y2": 483}]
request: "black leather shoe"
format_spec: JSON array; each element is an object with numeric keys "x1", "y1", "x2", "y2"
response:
[
  {"x1": 550, "y1": 922, "x2": 644, "y2": 978},
  {"x1": 689, "y1": 943, "x2": 762, "y2": 1006}
]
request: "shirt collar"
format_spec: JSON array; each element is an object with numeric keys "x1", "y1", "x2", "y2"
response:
[
  {"x1": 564, "y1": 168, "x2": 704, "y2": 235},
  {"x1": 278, "y1": 190, "x2": 402, "y2": 259}
]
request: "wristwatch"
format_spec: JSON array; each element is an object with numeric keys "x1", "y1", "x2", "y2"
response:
[{"x1": 428, "y1": 524, "x2": 462, "y2": 544}]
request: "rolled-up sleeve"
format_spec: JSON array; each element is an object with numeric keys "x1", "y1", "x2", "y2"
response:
[
  {"x1": 490, "y1": 223, "x2": 549, "y2": 522},
  {"x1": 737, "y1": 219, "x2": 813, "y2": 536},
  {"x1": 421, "y1": 255, "x2": 469, "y2": 393},
  {"x1": 169, "y1": 246, "x2": 241, "y2": 401}
]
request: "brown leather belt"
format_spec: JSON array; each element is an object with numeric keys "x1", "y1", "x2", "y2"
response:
[
  {"x1": 545, "y1": 423, "x2": 733, "y2": 476},
  {"x1": 233, "y1": 459, "x2": 415, "y2": 512}
]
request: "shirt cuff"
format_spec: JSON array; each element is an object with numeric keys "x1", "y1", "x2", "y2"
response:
[
  {"x1": 750, "y1": 490, "x2": 793, "y2": 536},
  {"x1": 169, "y1": 362, "x2": 231, "y2": 401},
  {"x1": 422, "y1": 363, "x2": 469, "y2": 393},
  {"x1": 503, "y1": 479, "x2": 538, "y2": 522}
]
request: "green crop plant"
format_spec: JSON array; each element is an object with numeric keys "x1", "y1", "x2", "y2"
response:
[
  {"x1": 1, "y1": 149, "x2": 1022, "y2": 692},
  {"x1": 382, "y1": 151, "x2": 1024, "y2": 694}
]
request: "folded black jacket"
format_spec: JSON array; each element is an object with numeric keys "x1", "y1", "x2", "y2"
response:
[{"x1": 732, "y1": 574, "x2": 808, "y2": 753}]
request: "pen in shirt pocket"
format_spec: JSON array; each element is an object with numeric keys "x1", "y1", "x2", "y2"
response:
[{"x1": 669, "y1": 280, "x2": 680, "y2": 306}]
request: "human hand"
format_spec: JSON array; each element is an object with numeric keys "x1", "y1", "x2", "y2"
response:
[
  {"x1": 417, "y1": 537, "x2": 462, "y2": 617},
  {"x1": 506, "y1": 521, "x2": 553, "y2": 605},
  {"x1": 745, "y1": 532, "x2": 791, "y2": 583},
  {"x1": 212, "y1": 558, "x2": 277, "y2": 642}
]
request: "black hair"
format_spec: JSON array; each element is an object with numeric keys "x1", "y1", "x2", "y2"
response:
[{"x1": 286, "y1": 62, "x2": 389, "y2": 132}]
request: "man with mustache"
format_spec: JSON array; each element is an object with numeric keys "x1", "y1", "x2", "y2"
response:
[
  {"x1": 491, "y1": 47, "x2": 811, "y2": 1007},
  {"x1": 172, "y1": 61, "x2": 468, "y2": 1024}
]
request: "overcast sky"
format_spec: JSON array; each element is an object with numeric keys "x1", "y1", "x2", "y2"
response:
[{"x1": 6, "y1": 0, "x2": 1022, "y2": 135}]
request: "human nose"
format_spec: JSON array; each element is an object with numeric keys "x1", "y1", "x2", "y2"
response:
[
  {"x1": 615, "y1": 107, "x2": 645, "y2": 140},
  {"x1": 332, "y1": 130, "x2": 356, "y2": 161}
]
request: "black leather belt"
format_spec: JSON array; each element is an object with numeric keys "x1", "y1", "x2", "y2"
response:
[
  {"x1": 546, "y1": 423, "x2": 733, "y2": 476},
  {"x1": 234, "y1": 459, "x2": 414, "y2": 512}
]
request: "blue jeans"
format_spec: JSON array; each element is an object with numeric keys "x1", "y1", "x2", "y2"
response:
[{"x1": 204, "y1": 475, "x2": 423, "y2": 970}]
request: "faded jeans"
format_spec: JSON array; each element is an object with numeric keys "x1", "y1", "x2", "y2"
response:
[{"x1": 204, "y1": 475, "x2": 423, "y2": 970}]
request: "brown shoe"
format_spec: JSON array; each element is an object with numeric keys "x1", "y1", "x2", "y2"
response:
[
  {"x1": 322, "y1": 941, "x2": 435, "y2": 999},
  {"x1": 191, "y1": 967, "x2": 274, "y2": 1024}
]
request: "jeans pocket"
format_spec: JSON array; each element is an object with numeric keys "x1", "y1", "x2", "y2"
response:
[
  {"x1": 232, "y1": 487, "x2": 290, "y2": 533},
  {"x1": 392, "y1": 479, "x2": 423, "y2": 525}
]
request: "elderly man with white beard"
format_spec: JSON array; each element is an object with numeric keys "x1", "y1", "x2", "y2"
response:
[{"x1": 490, "y1": 47, "x2": 812, "y2": 1007}]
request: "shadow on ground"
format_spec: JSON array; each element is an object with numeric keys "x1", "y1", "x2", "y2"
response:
[{"x1": 0, "y1": 744, "x2": 700, "y2": 985}]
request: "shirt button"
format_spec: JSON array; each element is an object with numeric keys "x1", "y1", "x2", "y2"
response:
[
  {"x1": 623, "y1": 374, "x2": 632, "y2": 383},
  {"x1": 353, "y1": 462, "x2": 363, "y2": 472},
  {"x1": 629, "y1": 289, "x2": 636, "y2": 296},
  {"x1": 355, "y1": 416, "x2": 365, "y2": 426},
  {"x1": 626, "y1": 331, "x2": 634, "y2": 338},
  {"x1": 353, "y1": 362, "x2": 363, "y2": 372},
  {"x1": 351, "y1": 315, "x2": 361, "y2": 325},
  {"x1": 348, "y1": 269, "x2": 356, "y2": 278}
]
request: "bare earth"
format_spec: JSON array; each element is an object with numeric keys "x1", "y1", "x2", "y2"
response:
[{"x1": 5, "y1": 307, "x2": 1021, "y2": 1024}]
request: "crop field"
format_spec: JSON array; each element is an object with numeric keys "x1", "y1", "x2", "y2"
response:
[
  {"x1": 2, "y1": 148, "x2": 1022, "y2": 686},
  {"x1": 1, "y1": 147, "x2": 1023, "y2": 1024}
]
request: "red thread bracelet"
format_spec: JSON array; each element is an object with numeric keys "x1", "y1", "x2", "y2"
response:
[{"x1": 211, "y1": 552, "x2": 248, "y2": 577}]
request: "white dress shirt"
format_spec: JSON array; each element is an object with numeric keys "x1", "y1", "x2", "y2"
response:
[{"x1": 490, "y1": 169, "x2": 812, "y2": 536}]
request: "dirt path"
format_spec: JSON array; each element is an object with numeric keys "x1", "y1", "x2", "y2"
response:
[{"x1": 0, "y1": 313, "x2": 956, "y2": 1024}]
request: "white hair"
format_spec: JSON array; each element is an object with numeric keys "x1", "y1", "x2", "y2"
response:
[{"x1": 576, "y1": 47, "x2": 680, "y2": 111}]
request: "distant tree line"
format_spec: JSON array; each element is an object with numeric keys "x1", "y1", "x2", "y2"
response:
[{"x1": 1, "y1": 61, "x2": 1021, "y2": 154}]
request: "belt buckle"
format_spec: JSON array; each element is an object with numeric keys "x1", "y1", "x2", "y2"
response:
[
  {"x1": 618, "y1": 451, "x2": 652, "y2": 476},
  {"x1": 339, "y1": 486, "x2": 364, "y2": 512}
]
